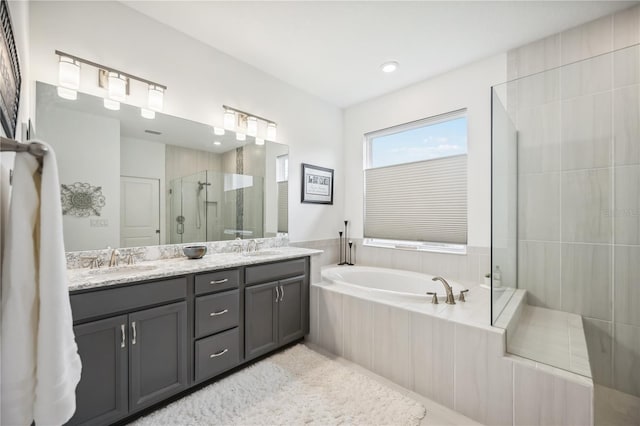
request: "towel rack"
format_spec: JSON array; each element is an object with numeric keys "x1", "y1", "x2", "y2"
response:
[{"x1": 1, "y1": 136, "x2": 48, "y2": 158}]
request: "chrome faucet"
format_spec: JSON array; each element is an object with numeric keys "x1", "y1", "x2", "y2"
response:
[
  {"x1": 108, "y1": 248, "x2": 120, "y2": 267},
  {"x1": 246, "y1": 239, "x2": 257, "y2": 253},
  {"x1": 432, "y1": 276, "x2": 456, "y2": 304}
]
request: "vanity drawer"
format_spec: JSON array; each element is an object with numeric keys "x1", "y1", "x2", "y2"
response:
[
  {"x1": 194, "y1": 328, "x2": 240, "y2": 382},
  {"x1": 245, "y1": 258, "x2": 307, "y2": 286},
  {"x1": 71, "y1": 277, "x2": 187, "y2": 323},
  {"x1": 195, "y1": 290, "x2": 239, "y2": 338},
  {"x1": 194, "y1": 269, "x2": 239, "y2": 295}
]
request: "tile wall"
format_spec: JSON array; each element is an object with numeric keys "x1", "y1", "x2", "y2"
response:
[{"x1": 507, "y1": 5, "x2": 640, "y2": 397}]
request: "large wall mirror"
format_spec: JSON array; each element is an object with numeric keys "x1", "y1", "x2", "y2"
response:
[{"x1": 35, "y1": 81, "x2": 289, "y2": 252}]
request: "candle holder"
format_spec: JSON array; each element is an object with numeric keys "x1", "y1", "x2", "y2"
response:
[
  {"x1": 338, "y1": 231, "x2": 345, "y2": 265},
  {"x1": 347, "y1": 240, "x2": 355, "y2": 265},
  {"x1": 343, "y1": 220, "x2": 349, "y2": 266}
]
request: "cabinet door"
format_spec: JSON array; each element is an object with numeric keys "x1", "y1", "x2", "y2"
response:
[
  {"x1": 129, "y1": 301, "x2": 188, "y2": 412},
  {"x1": 278, "y1": 275, "x2": 306, "y2": 345},
  {"x1": 67, "y1": 315, "x2": 128, "y2": 426},
  {"x1": 244, "y1": 281, "x2": 279, "y2": 360}
]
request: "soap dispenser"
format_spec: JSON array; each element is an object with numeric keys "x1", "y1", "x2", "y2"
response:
[{"x1": 493, "y1": 265, "x2": 502, "y2": 288}]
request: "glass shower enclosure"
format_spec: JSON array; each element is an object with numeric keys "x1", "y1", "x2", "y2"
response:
[{"x1": 491, "y1": 43, "x2": 640, "y2": 399}]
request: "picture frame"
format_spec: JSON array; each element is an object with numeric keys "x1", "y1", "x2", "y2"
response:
[
  {"x1": 301, "y1": 163, "x2": 334, "y2": 205},
  {"x1": 0, "y1": 0, "x2": 21, "y2": 138}
]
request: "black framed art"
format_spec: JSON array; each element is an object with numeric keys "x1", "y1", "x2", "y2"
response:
[
  {"x1": 0, "y1": 0, "x2": 21, "y2": 138},
  {"x1": 301, "y1": 163, "x2": 334, "y2": 205}
]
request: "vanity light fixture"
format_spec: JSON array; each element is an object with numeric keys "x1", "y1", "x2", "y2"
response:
[
  {"x1": 141, "y1": 108, "x2": 155, "y2": 119},
  {"x1": 148, "y1": 85, "x2": 164, "y2": 111},
  {"x1": 213, "y1": 127, "x2": 225, "y2": 136},
  {"x1": 222, "y1": 105, "x2": 278, "y2": 142},
  {"x1": 103, "y1": 98, "x2": 120, "y2": 111},
  {"x1": 266, "y1": 122, "x2": 277, "y2": 141},
  {"x1": 255, "y1": 137, "x2": 265, "y2": 146},
  {"x1": 108, "y1": 72, "x2": 128, "y2": 102},
  {"x1": 380, "y1": 61, "x2": 399, "y2": 73},
  {"x1": 224, "y1": 109, "x2": 236, "y2": 130},
  {"x1": 54, "y1": 50, "x2": 167, "y2": 112},
  {"x1": 247, "y1": 116, "x2": 258, "y2": 137},
  {"x1": 236, "y1": 132, "x2": 246, "y2": 141}
]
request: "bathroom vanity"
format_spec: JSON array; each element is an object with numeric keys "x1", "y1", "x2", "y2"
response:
[{"x1": 65, "y1": 252, "x2": 312, "y2": 426}]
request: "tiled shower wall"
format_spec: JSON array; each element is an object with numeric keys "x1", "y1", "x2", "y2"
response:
[{"x1": 508, "y1": 5, "x2": 640, "y2": 397}]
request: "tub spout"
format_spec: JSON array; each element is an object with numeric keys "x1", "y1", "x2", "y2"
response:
[{"x1": 432, "y1": 276, "x2": 456, "y2": 305}]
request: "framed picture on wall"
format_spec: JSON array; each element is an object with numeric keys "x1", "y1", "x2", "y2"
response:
[
  {"x1": 0, "y1": 0, "x2": 21, "y2": 138},
  {"x1": 301, "y1": 163, "x2": 334, "y2": 204}
]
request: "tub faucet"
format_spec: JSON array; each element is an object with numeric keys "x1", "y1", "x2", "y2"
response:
[{"x1": 432, "y1": 276, "x2": 456, "y2": 305}]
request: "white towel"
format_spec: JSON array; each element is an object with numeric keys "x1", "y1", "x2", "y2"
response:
[{"x1": 1, "y1": 142, "x2": 82, "y2": 425}]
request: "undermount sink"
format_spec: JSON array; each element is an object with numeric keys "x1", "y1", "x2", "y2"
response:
[
  {"x1": 85, "y1": 264, "x2": 158, "y2": 275},
  {"x1": 244, "y1": 250, "x2": 283, "y2": 257}
]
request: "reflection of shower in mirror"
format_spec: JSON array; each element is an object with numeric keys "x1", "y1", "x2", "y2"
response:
[{"x1": 196, "y1": 181, "x2": 211, "y2": 229}]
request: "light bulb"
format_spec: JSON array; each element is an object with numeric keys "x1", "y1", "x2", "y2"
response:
[
  {"x1": 247, "y1": 116, "x2": 258, "y2": 137},
  {"x1": 236, "y1": 132, "x2": 246, "y2": 141},
  {"x1": 148, "y1": 85, "x2": 164, "y2": 112},
  {"x1": 266, "y1": 123, "x2": 277, "y2": 141},
  {"x1": 104, "y1": 98, "x2": 120, "y2": 111},
  {"x1": 213, "y1": 127, "x2": 225, "y2": 136},
  {"x1": 141, "y1": 108, "x2": 155, "y2": 119},
  {"x1": 108, "y1": 72, "x2": 127, "y2": 102},
  {"x1": 57, "y1": 87, "x2": 77, "y2": 100},
  {"x1": 58, "y1": 56, "x2": 80, "y2": 90},
  {"x1": 255, "y1": 137, "x2": 265, "y2": 146},
  {"x1": 224, "y1": 110, "x2": 235, "y2": 130}
]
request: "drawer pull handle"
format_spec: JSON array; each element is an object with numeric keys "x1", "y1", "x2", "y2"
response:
[
  {"x1": 210, "y1": 278, "x2": 229, "y2": 285},
  {"x1": 120, "y1": 324, "x2": 126, "y2": 348},
  {"x1": 275, "y1": 285, "x2": 280, "y2": 303},
  {"x1": 131, "y1": 321, "x2": 137, "y2": 345},
  {"x1": 210, "y1": 348, "x2": 228, "y2": 358},
  {"x1": 209, "y1": 309, "x2": 228, "y2": 317},
  {"x1": 280, "y1": 285, "x2": 284, "y2": 302}
]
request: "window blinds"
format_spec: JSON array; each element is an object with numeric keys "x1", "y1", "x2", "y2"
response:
[
  {"x1": 277, "y1": 181, "x2": 288, "y2": 233},
  {"x1": 364, "y1": 154, "x2": 467, "y2": 244}
]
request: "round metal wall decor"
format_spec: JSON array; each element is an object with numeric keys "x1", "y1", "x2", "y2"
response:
[{"x1": 61, "y1": 182, "x2": 106, "y2": 217}]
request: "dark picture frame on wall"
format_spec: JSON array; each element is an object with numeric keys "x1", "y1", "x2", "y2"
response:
[
  {"x1": 301, "y1": 163, "x2": 334, "y2": 205},
  {"x1": 0, "y1": 0, "x2": 21, "y2": 138}
]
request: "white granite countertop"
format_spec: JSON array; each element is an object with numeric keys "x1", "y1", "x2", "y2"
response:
[{"x1": 68, "y1": 247, "x2": 322, "y2": 292}]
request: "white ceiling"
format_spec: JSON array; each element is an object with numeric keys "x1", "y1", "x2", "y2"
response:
[{"x1": 124, "y1": 1, "x2": 637, "y2": 108}]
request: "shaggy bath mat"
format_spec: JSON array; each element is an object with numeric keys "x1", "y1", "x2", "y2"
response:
[{"x1": 133, "y1": 344, "x2": 426, "y2": 425}]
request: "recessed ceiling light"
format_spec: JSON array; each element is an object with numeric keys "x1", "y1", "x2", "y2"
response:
[
  {"x1": 213, "y1": 141, "x2": 222, "y2": 146},
  {"x1": 380, "y1": 61, "x2": 399, "y2": 73}
]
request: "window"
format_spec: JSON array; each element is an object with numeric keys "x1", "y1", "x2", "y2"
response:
[{"x1": 364, "y1": 110, "x2": 467, "y2": 253}]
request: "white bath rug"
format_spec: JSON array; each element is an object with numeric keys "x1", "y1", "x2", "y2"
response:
[{"x1": 133, "y1": 344, "x2": 426, "y2": 425}]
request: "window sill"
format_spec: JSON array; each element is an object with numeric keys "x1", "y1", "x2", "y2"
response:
[{"x1": 363, "y1": 238, "x2": 467, "y2": 255}]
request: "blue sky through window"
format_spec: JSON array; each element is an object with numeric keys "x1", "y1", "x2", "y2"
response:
[{"x1": 370, "y1": 116, "x2": 467, "y2": 168}]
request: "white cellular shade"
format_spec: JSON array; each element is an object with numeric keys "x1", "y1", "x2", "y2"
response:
[
  {"x1": 277, "y1": 181, "x2": 288, "y2": 233},
  {"x1": 364, "y1": 154, "x2": 467, "y2": 244}
]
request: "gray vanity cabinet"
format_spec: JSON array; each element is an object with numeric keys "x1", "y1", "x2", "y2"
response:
[
  {"x1": 244, "y1": 257, "x2": 309, "y2": 360},
  {"x1": 68, "y1": 315, "x2": 128, "y2": 426},
  {"x1": 129, "y1": 301, "x2": 188, "y2": 412},
  {"x1": 245, "y1": 281, "x2": 280, "y2": 359}
]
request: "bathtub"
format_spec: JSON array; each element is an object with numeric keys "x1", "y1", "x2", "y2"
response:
[{"x1": 321, "y1": 265, "x2": 465, "y2": 301}]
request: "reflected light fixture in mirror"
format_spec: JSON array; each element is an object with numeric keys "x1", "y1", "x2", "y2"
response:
[
  {"x1": 236, "y1": 132, "x2": 246, "y2": 141},
  {"x1": 104, "y1": 98, "x2": 120, "y2": 110},
  {"x1": 141, "y1": 108, "x2": 155, "y2": 119},
  {"x1": 108, "y1": 72, "x2": 127, "y2": 102},
  {"x1": 255, "y1": 137, "x2": 264, "y2": 146},
  {"x1": 213, "y1": 140, "x2": 222, "y2": 146},
  {"x1": 213, "y1": 127, "x2": 225, "y2": 136},
  {"x1": 224, "y1": 109, "x2": 235, "y2": 130},
  {"x1": 57, "y1": 87, "x2": 77, "y2": 100}
]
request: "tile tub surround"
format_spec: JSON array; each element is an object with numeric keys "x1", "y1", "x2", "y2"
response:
[
  {"x1": 310, "y1": 280, "x2": 594, "y2": 426},
  {"x1": 67, "y1": 246, "x2": 321, "y2": 291},
  {"x1": 65, "y1": 235, "x2": 290, "y2": 269}
]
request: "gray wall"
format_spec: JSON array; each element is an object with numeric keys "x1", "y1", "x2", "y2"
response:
[{"x1": 508, "y1": 5, "x2": 640, "y2": 397}]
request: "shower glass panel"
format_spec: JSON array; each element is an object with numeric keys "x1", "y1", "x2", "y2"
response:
[
  {"x1": 169, "y1": 171, "x2": 264, "y2": 243},
  {"x1": 491, "y1": 43, "x2": 640, "y2": 394}
]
